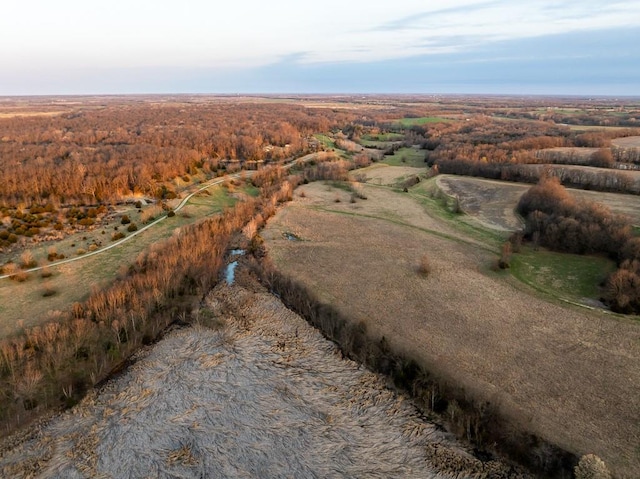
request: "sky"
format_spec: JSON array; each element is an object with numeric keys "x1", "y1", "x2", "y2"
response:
[{"x1": 1, "y1": 0, "x2": 639, "y2": 96}]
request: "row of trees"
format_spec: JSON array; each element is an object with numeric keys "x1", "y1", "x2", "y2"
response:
[
  {"x1": 434, "y1": 158, "x2": 637, "y2": 194},
  {"x1": 416, "y1": 115, "x2": 640, "y2": 172}
]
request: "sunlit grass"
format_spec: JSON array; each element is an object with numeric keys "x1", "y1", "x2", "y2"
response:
[
  {"x1": 395, "y1": 117, "x2": 451, "y2": 126},
  {"x1": 510, "y1": 247, "x2": 616, "y2": 302},
  {"x1": 381, "y1": 147, "x2": 426, "y2": 167}
]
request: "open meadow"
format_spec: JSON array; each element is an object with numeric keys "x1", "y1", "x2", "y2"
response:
[{"x1": 263, "y1": 179, "x2": 640, "y2": 478}]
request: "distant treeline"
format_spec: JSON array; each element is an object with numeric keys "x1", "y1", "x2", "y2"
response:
[{"x1": 373, "y1": 117, "x2": 640, "y2": 194}]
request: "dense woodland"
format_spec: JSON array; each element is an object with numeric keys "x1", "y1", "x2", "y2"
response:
[
  {"x1": 0, "y1": 100, "x2": 406, "y2": 208},
  {"x1": 0, "y1": 100, "x2": 399, "y2": 250}
]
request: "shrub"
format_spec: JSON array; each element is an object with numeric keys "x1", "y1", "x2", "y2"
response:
[
  {"x1": 127, "y1": 223, "x2": 138, "y2": 232},
  {"x1": 42, "y1": 285, "x2": 57, "y2": 297},
  {"x1": 121, "y1": 215, "x2": 131, "y2": 225},
  {"x1": 574, "y1": 454, "x2": 611, "y2": 479},
  {"x1": 20, "y1": 250, "x2": 37, "y2": 269},
  {"x1": 4, "y1": 263, "x2": 29, "y2": 282},
  {"x1": 499, "y1": 241, "x2": 512, "y2": 269},
  {"x1": 417, "y1": 254, "x2": 431, "y2": 276},
  {"x1": 141, "y1": 205, "x2": 164, "y2": 223},
  {"x1": 167, "y1": 210, "x2": 175, "y2": 217},
  {"x1": 508, "y1": 231, "x2": 523, "y2": 253},
  {"x1": 112, "y1": 232, "x2": 125, "y2": 241},
  {"x1": 77, "y1": 248, "x2": 87, "y2": 256}
]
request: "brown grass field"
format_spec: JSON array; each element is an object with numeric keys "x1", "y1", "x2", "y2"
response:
[
  {"x1": 353, "y1": 163, "x2": 427, "y2": 186},
  {"x1": 0, "y1": 111, "x2": 66, "y2": 119},
  {"x1": 263, "y1": 181, "x2": 640, "y2": 477},
  {"x1": 612, "y1": 136, "x2": 640, "y2": 148}
]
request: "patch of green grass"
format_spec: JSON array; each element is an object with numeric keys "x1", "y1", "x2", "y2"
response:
[
  {"x1": 242, "y1": 184, "x2": 260, "y2": 197},
  {"x1": 314, "y1": 134, "x2": 337, "y2": 150},
  {"x1": 381, "y1": 147, "x2": 426, "y2": 167},
  {"x1": 189, "y1": 186, "x2": 237, "y2": 216},
  {"x1": 511, "y1": 247, "x2": 616, "y2": 302},
  {"x1": 395, "y1": 117, "x2": 451, "y2": 126},
  {"x1": 361, "y1": 133, "x2": 404, "y2": 141},
  {"x1": 359, "y1": 139, "x2": 391, "y2": 148},
  {"x1": 408, "y1": 179, "x2": 506, "y2": 248}
]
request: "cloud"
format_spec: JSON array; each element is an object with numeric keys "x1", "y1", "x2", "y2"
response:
[
  {"x1": 362, "y1": 0, "x2": 640, "y2": 61},
  {"x1": 375, "y1": 1, "x2": 503, "y2": 31}
]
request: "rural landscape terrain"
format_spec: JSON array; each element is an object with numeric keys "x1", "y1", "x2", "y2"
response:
[{"x1": 1, "y1": 94, "x2": 640, "y2": 478}]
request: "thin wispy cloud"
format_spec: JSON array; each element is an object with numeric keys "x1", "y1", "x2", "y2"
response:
[
  {"x1": 361, "y1": 0, "x2": 640, "y2": 61},
  {"x1": 375, "y1": 1, "x2": 503, "y2": 32}
]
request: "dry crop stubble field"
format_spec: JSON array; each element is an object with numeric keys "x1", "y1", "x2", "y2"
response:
[
  {"x1": 263, "y1": 180, "x2": 640, "y2": 478},
  {"x1": 437, "y1": 174, "x2": 640, "y2": 227}
]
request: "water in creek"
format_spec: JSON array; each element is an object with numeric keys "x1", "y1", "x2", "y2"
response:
[
  {"x1": 0, "y1": 283, "x2": 487, "y2": 479},
  {"x1": 225, "y1": 250, "x2": 245, "y2": 285}
]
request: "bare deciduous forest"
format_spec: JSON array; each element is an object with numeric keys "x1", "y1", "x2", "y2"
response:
[{"x1": 1, "y1": 95, "x2": 640, "y2": 478}]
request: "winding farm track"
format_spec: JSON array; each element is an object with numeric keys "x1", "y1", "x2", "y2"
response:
[{"x1": 0, "y1": 154, "x2": 311, "y2": 280}]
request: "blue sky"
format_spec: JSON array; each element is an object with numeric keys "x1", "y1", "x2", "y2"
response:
[{"x1": 1, "y1": 0, "x2": 639, "y2": 95}]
